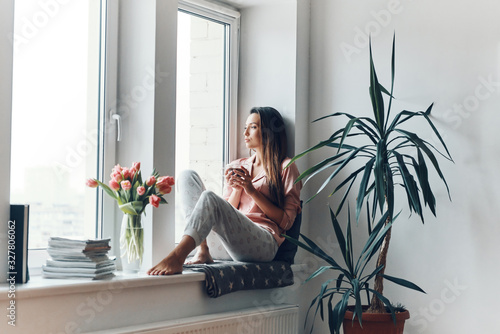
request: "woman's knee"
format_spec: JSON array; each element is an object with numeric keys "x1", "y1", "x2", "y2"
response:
[
  {"x1": 177, "y1": 170, "x2": 204, "y2": 189},
  {"x1": 199, "y1": 190, "x2": 219, "y2": 204}
]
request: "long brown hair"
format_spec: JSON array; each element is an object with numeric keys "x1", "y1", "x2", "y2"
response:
[{"x1": 250, "y1": 107, "x2": 287, "y2": 208}]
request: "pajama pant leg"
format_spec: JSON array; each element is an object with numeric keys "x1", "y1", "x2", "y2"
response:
[{"x1": 177, "y1": 170, "x2": 278, "y2": 262}]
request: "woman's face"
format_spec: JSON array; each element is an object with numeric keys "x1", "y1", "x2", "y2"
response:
[{"x1": 244, "y1": 113, "x2": 262, "y2": 150}]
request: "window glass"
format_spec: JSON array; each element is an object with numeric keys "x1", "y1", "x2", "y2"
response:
[
  {"x1": 175, "y1": 11, "x2": 227, "y2": 242},
  {"x1": 10, "y1": 1, "x2": 104, "y2": 250}
]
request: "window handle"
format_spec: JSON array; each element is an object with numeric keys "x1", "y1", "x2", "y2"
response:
[{"x1": 111, "y1": 112, "x2": 122, "y2": 141}]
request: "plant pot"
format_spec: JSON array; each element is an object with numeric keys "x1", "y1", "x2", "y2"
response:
[{"x1": 343, "y1": 308, "x2": 410, "y2": 334}]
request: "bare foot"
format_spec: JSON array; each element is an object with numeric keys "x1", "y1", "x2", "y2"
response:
[
  {"x1": 148, "y1": 235, "x2": 196, "y2": 275},
  {"x1": 185, "y1": 248, "x2": 214, "y2": 265},
  {"x1": 147, "y1": 253, "x2": 184, "y2": 275}
]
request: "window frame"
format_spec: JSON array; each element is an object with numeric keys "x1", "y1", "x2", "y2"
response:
[
  {"x1": 178, "y1": 0, "x2": 241, "y2": 165},
  {"x1": 26, "y1": 0, "x2": 238, "y2": 273},
  {"x1": 24, "y1": 0, "x2": 119, "y2": 274}
]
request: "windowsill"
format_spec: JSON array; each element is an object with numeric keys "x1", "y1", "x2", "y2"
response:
[
  {"x1": 0, "y1": 270, "x2": 206, "y2": 301},
  {"x1": 0, "y1": 263, "x2": 307, "y2": 301},
  {"x1": 0, "y1": 265, "x2": 306, "y2": 333}
]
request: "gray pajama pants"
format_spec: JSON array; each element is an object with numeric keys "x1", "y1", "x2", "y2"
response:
[{"x1": 178, "y1": 170, "x2": 278, "y2": 262}]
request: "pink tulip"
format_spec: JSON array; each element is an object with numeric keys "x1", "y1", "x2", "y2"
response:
[
  {"x1": 86, "y1": 178, "x2": 98, "y2": 188},
  {"x1": 121, "y1": 180, "x2": 132, "y2": 191},
  {"x1": 112, "y1": 164, "x2": 123, "y2": 173},
  {"x1": 132, "y1": 162, "x2": 141, "y2": 171},
  {"x1": 137, "y1": 186, "x2": 146, "y2": 196},
  {"x1": 156, "y1": 176, "x2": 168, "y2": 187},
  {"x1": 111, "y1": 170, "x2": 122, "y2": 182},
  {"x1": 165, "y1": 176, "x2": 175, "y2": 186},
  {"x1": 122, "y1": 168, "x2": 131, "y2": 180},
  {"x1": 149, "y1": 194, "x2": 161, "y2": 208},
  {"x1": 146, "y1": 176, "x2": 156, "y2": 187},
  {"x1": 158, "y1": 184, "x2": 172, "y2": 195},
  {"x1": 156, "y1": 177, "x2": 172, "y2": 194},
  {"x1": 109, "y1": 179, "x2": 120, "y2": 191}
]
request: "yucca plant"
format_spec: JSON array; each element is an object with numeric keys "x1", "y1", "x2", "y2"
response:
[
  {"x1": 285, "y1": 208, "x2": 427, "y2": 333},
  {"x1": 288, "y1": 35, "x2": 452, "y2": 331}
]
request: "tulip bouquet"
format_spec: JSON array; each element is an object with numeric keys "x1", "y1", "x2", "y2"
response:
[{"x1": 86, "y1": 162, "x2": 174, "y2": 266}]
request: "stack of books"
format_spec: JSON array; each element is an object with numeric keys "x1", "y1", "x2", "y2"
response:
[{"x1": 42, "y1": 237, "x2": 116, "y2": 280}]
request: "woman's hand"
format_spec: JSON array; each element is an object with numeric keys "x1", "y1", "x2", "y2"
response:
[
  {"x1": 225, "y1": 167, "x2": 242, "y2": 190},
  {"x1": 228, "y1": 167, "x2": 256, "y2": 195}
]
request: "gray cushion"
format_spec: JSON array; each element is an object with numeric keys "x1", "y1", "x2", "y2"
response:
[{"x1": 273, "y1": 205, "x2": 302, "y2": 264}]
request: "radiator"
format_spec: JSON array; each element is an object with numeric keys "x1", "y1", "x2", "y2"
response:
[{"x1": 86, "y1": 305, "x2": 299, "y2": 334}]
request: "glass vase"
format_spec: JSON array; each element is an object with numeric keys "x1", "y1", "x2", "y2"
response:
[{"x1": 120, "y1": 213, "x2": 144, "y2": 273}]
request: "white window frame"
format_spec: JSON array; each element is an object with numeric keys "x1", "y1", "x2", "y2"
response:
[
  {"x1": 178, "y1": 0, "x2": 241, "y2": 164},
  {"x1": 26, "y1": 0, "x2": 119, "y2": 274}
]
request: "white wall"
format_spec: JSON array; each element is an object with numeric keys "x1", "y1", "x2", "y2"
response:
[
  {"x1": 305, "y1": 0, "x2": 500, "y2": 333},
  {"x1": 0, "y1": 1, "x2": 15, "y2": 284},
  {"x1": 237, "y1": 0, "x2": 301, "y2": 157}
]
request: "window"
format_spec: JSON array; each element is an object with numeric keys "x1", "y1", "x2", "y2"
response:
[
  {"x1": 10, "y1": 0, "x2": 110, "y2": 269},
  {"x1": 175, "y1": 1, "x2": 240, "y2": 242}
]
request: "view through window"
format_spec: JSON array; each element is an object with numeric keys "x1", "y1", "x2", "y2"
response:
[
  {"x1": 175, "y1": 10, "x2": 228, "y2": 242},
  {"x1": 10, "y1": 1, "x2": 105, "y2": 251}
]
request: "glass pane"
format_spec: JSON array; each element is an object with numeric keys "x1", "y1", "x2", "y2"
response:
[
  {"x1": 176, "y1": 11, "x2": 226, "y2": 242},
  {"x1": 10, "y1": 1, "x2": 103, "y2": 249}
]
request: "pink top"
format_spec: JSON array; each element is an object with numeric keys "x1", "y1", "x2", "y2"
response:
[{"x1": 223, "y1": 155, "x2": 302, "y2": 246}]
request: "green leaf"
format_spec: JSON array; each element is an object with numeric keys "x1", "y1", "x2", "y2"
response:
[
  {"x1": 329, "y1": 207, "x2": 351, "y2": 271},
  {"x1": 337, "y1": 290, "x2": 351, "y2": 332},
  {"x1": 384, "y1": 33, "x2": 396, "y2": 130},
  {"x1": 352, "y1": 278, "x2": 363, "y2": 327},
  {"x1": 395, "y1": 128, "x2": 451, "y2": 200},
  {"x1": 314, "y1": 279, "x2": 335, "y2": 328},
  {"x1": 300, "y1": 234, "x2": 344, "y2": 270},
  {"x1": 360, "y1": 212, "x2": 396, "y2": 266},
  {"x1": 119, "y1": 202, "x2": 139, "y2": 215},
  {"x1": 359, "y1": 210, "x2": 389, "y2": 258},
  {"x1": 283, "y1": 234, "x2": 345, "y2": 273},
  {"x1": 335, "y1": 172, "x2": 360, "y2": 215},
  {"x1": 338, "y1": 118, "x2": 361, "y2": 153},
  {"x1": 305, "y1": 266, "x2": 335, "y2": 283},
  {"x1": 287, "y1": 130, "x2": 344, "y2": 166},
  {"x1": 360, "y1": 264, "x2": 384, "y2": 284},
  {"x1": 336, "y1": 273, "x2": 345, "y2": 291},
  {"x1": 306, "y1": 145, "x2": 372, "y2": 203},
  {"x1": 382, "y1": 274, "x2": 426, "y2": 294},
  {"x1": 356, "y1": 158, "x2": 375, "y2": 222},
  {"x1": 374, "y1": 140, "x2": 387, "y2": 213},
  {"x1": 421, "y1": 104, "x2": 453, "y2": 161},
  {"x1": 327, "y1": 292, "x2": 336, "y2": 334},
  {"x1": 394, "y1": 152, "x2": 423, "y2": 218},
  {"x1": 297, "y1": 151, "x2": 350, "y2": 184},
  {"x1": 369, "y1": 38, "x2": 385, "y2": 134},
  {"x1": 331, "y1": 165, "x2": 365, "y2": 197},
  {"x1": 94, "y1": 179, "x2": 119, "y2": 201},
  {"x1": 415, "y1": 149, "x2": 436, "y2": 215},
  {"x1": 368, "y1": 289, "x2": 396, "y2": 324},
  {"x1": 346, "y1": 209, "x2": 354, "y2": 274}
]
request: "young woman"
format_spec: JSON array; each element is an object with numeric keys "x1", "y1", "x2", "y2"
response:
[{"x1": 148, "y1": 107, "x2": 302, "y2": 275}]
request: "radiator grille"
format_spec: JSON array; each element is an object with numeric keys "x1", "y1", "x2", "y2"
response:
[{"x1": 85, "y1": 305, "x2": 299, "y2": 334}]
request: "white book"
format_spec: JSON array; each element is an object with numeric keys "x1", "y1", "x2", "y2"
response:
[
  {"x1": 42, "y1": 271, "x2": 115, "y2": 280},
  {"x1": 46, "y1": 258, "x2": 116, "y2": 269},
  {"x1": 42, "y1": 264, "x2": 115, "y2": 274}
]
